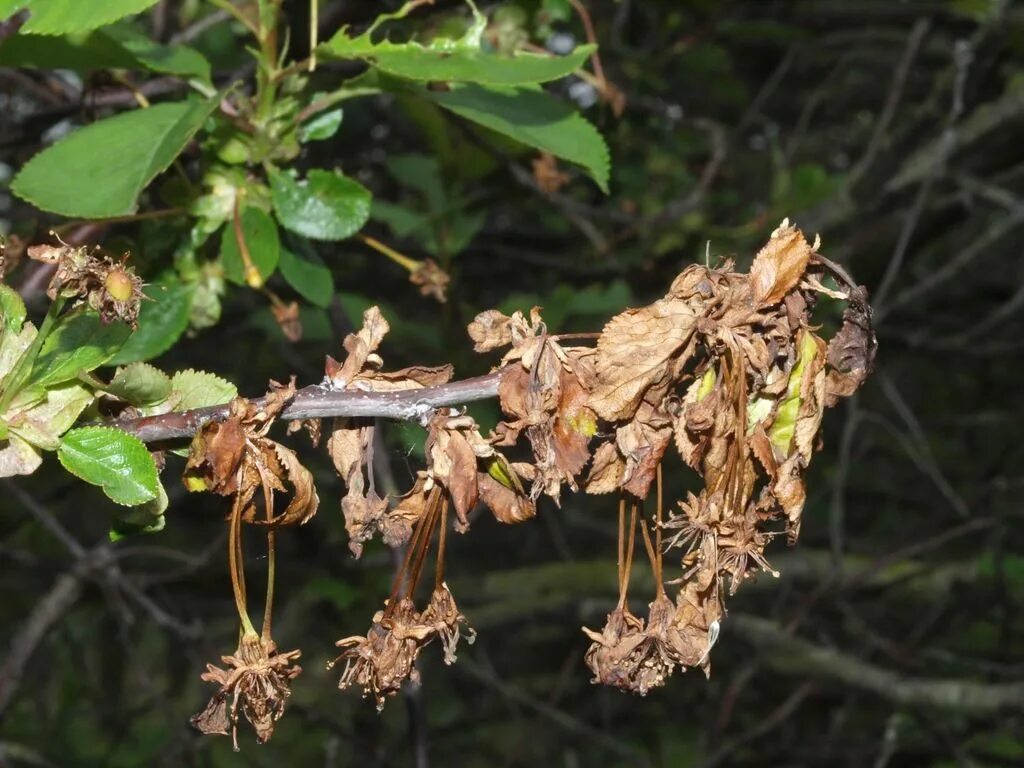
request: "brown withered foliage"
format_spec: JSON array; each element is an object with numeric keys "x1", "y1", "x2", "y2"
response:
[
  {"x1": 324, "y1": 306, "x2": 453, "y2": 555},
  {"x1": 532, "y1": 152, "x2": 571, "y2": 194},
  {"x1": 191, "y1": 632, "x2": 302, "y2": 751},
  {"x1": 185, "y1": 219, "x2": 871, "y2": 734},
  {"x1": 183, "y1": 379, "x2": 319, "y2": 528},
  {"x1": 577, "y1": 219, "x2": 873, "y2": 691},
  {"x1": 468, "y1": 306, "x2": 598, "y2": 504}
]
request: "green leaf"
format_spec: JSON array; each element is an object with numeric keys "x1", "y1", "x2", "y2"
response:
[
  {"x1": 106, "y1": 277, "x2": 195, "y2": 365},
  {"x1": 109, "y1": 480, "x2": 167, "y2": 540},
  {"x1": 320, "y1": 13, "x2": 593, "y2": 86},
  {"x1": 58, "y1": 426, "x2": 158, "y2": 506},
  {"x1": 0, "y1": 26, "x2": 211, "y2": 80},
  {"x1": 169, "y1": 369, "x2": 237, "y2": 411},
  {"x1": 769, "y1": 332, "x2": 818, "y2": 456},
  {"x1": 0, "y1": 0, "x2": 159, "y2": 34},
  {"x1": 7, "y1": 382, "x2": 93, "y2": 450},
  {"x1": 220, "y1": 207, "x2": 281, "y2": 286},
  {"x1": 0, "y1": 284, "x2": 26, "y2": 332},
  {"x1": 299, "y1": 108, "x2": 343, "y2": 143},
  {"x1": 279, "y1": 244, "x2": 334, "y2": 308},
  {"x1": 431, "y1": 85, "x2": 610, "y2": 192},
  {"x1": 106, "y1": 362, "x2": 172, "y2": 406},
  {"x1": 268, "y1": 168, "x2": 371, "y2": 241},
  {"x1": 11, "y1": 97, "x2": 218, "y2": 217},
  {"x1": 31, "y1": 311, "x2": 132, "y2": 388}
]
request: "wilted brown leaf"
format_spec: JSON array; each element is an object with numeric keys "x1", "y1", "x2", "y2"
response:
[
  {"x1": 589, "y1": 296, "x2": 699, "y2": 422},
  {"x1": 467, "y1": 309, "x2": 513, "y2": 353},
  {"x1": 749, "y1": 219, "x2": 817, "y2": 307}
]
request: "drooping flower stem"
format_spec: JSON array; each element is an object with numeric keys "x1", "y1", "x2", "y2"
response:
[
  {"x1": 386, "y1": 486, "x2": 440, "y2": 615},
  {"x1": 434, "y1": 497, "x2": 450, "y2": 590},
  {"x1": 228, "y1": 492, "x2": 258, "y2": 638},
  {"x1": 617, "y1": 503, "x2": 639, "y2": 610},
  {"x1": 406, "y1": 490, "x2": 442, "y2": 598},
  {"x1": 261, "y1": 470, "x2": 276, "y2": 641}
]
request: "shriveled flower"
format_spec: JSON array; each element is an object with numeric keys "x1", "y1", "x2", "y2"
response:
[
  {"x1": 582, "y1": 604, "x2": 646, "y2": 692},
  {"x1": 583, "y1": 596, "x2": 684, "y2": 696},
  {"x1": 28, "y1": 243, "x2": 144, "y2": 327},
  {"x1": 717, "y1": 506, "x2": 778, "y2": 595},
  {"x1": 331, "y1": 598, "x2": 432, "y2": 711},
  {"x1": 191, "y1": 632, "x2": 302, "y2": 751},
  {"x1": 420, "y1": 583, "x2": 475, "y2": 665},
  {"x1": 410, "y1": 258, "x2": 450, "y2": 303}
]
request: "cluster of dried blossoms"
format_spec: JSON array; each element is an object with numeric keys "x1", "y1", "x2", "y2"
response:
[
  {"x1": 185, "y1": 383, "x2": 316, "y2": 749},
  {"x1": 26, "y1": 240, "x2": 145, "y2": 327},
  {"x1": 578, "y1": 220, "x2": 874, "y2": 693},
  {"x1": 185, "y1": 220, "x2": 874, "y2": 747}
]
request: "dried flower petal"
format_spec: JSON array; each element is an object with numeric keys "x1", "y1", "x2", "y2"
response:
[{"x1": 191, "y1": 633, "x2": 302, "y2": 750}]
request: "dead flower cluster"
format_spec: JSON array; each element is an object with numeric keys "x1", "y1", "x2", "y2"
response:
[{"x1": 184, "y1": 219, "x2": 874, "y2": 746}]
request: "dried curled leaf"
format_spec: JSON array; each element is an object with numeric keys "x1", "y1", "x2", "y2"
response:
[{"x1": 749, "y1": 218, "x2": 817, "y2": 307}]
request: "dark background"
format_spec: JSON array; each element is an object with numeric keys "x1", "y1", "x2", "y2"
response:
[{"x1": 1, "y1": 1, "x2": 1023, "y2": 766}]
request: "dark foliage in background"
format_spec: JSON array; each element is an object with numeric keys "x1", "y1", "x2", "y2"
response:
[{"x1": 1, "y1": 1, "x2": 1022, "y2": 766}]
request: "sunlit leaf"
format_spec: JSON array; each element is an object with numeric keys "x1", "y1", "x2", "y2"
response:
[
  {"x1": 0, "y1": 0, "x2": 159, "y2": 34},
  {"x1": 269, "y1": 168, "x2": 371, "y2": 241},
  {"x1": 11, "y1": 97, "x2": 218, "y2": 217},
  {"x1": 58, "y1": 426, "x2": 159, "y2": 506}
]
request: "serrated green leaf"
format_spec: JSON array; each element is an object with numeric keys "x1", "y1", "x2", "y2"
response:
[
  {"x1": 0, "y1": 25, "x2": 211, "y2": 80},
  {"x1": 0, "y1": 0, "x2": 158, "y2": 34},
  {"x1": 11, "y1": 97, "x2": 218, "y2": 217},
  {"x1": 106, "y1": 362, "x2": 172, "y2": 406},
  {"x1": 769, "y1": 332, "x2": 818, "y2": 456},
  {"x1": 431, "y1": 85, "x2": 610, "y2": 192},
  {"x1": 31, "y1": 311, "x2": 132, "y2": 388},
  {"x1": 109, "y1": 480, "x2": 167, "y2": 540},
  {"x1": 320, "y1": 14, "x2": 593, "y2": 86},
  {"x1": 58, "y1": 426, "x2": 158, "y2": 505},
  {"x1": 220, "y1": 207, "x2": 280, "y2": 286},
  {"x1": 299, "y1": 108, "x2": 343, "y2": 143},
  {"x1": 170, "y1": 369, "x2": 237, "y2": 411},
  {"x1": 106, "y1": 277, "x2": 195, "y2": 365},
  {"x1": 7, "y1": 382, "x2": 92, "y2": 450},
  {"x1": 0, "y1": 284, "x2": 26, "y2": 332},
  {"x1": 268, "y1": 168, "x2": 371, "y2": 241},
  {"x1": 279, "y1": 244, "x2": 334, "y2": 308}
]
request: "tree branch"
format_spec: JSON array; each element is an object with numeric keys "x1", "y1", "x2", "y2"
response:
[
  {"x1": 110, "y1": 370, "x2": 507, "y2": 443},
  {"x1": 730, "y1": 614, "x2": 1024, "y2": 715}
]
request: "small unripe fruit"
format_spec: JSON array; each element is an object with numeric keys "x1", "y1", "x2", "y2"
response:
[{"x1": 105, "y1": 267, "x2": 136, "y2": 302}]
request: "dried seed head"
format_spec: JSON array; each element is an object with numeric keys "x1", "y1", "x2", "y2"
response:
[
  {"x1": 331, "y1": 598, "x2": 432, "y2": 711},
  {"x1": 581, "y1": 605, "x2": 646, "y2": 692},
  {"x1": 421, "y1": 583, "x2": 475, "y2": 665},
  {"x1": 191, "y1": 633, "x2": 302, "y2": 751}
]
